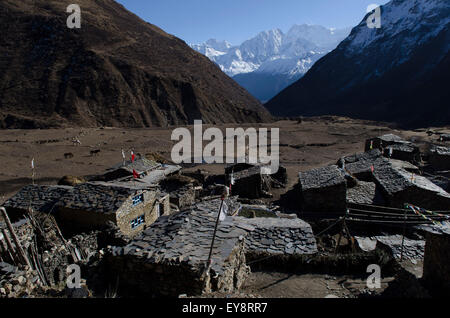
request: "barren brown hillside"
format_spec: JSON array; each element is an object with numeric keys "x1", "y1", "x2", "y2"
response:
[{"x1": 0, "y1": 0, "x2": 271, "y2": 128}]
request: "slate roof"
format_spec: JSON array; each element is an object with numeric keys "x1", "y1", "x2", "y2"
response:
[
  {"x1": 55, "y1": 183, "x2": 140, "y2": 214},
  {"x1": 234, "y1": 165, "x2": 263, "y2": 180},
  {"x1": 110, "y1": 198, "x2": 247, "y2": 275},
  {"x1": 109, "y1": 198, "x2": 318, "y2": 273},
  {"x1": 385, "y1": 143, "x2": 417, "y2": 153},
  {"x1": 109, "y1": 158, "x2": 162, "y2": 174},
  {"x1": 355, "y1": 235, "x2": 425, "y2": 260},
  {"x1": 3, "y1": 185, "x2": 72, "y2": 213},
  {"x1": 377, "y1": 134, "x2": 406, "y2": 143},
  {"x1": 374, "y1": 165, "x2": 450, "y2": 198},
  {"x1": 232, "y1": 216, "x2": 318, "y2": 255},
  {"x1": 431, "y1": 146, "x2": 450, "y2": 156},
  {"x1": 347, "y1": 181, "x2": 384, "y2": 205},
  {"x1": 298, "y1": 165, "x2": 346, "y2": 190},
  {"x1": 342, "y1": 150, "x2": 388, "y2": 177}
]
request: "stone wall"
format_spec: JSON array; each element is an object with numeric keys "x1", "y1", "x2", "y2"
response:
[
  {"x1": 116, "y1": 190, "x2": 158, "y2": 237},
  {"x1": 105, "y1": 239, "x2": 249, "y2": 297},
  {"x1": 170, "y1": 185, "x2": 196, "y2": 210},
  {"x1": 423, "y1": 230, "x2": 450, "y2": 294},
  {"x1": 429, "y1": 146, "x2": 450, "y2": 171},
  {"x1": 57, "y1": 208, "x2": 116, "y2": 235}
]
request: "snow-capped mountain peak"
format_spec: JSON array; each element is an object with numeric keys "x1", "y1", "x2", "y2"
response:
[
  {"x1": 191, "y1": 24, "x2": 350, "y2": 78},
  {"x1": 190, "y1": 24, "x2": 351, "y2": 101}
]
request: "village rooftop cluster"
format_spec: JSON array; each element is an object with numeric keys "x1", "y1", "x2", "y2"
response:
[{"x1": 0, "y1": 132, "x2": 449, "y2": 298}]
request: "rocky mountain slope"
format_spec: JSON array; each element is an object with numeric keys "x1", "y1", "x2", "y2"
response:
[
  {"x1": 266, "y1": 0, "x2": 450, "y2": 128},
  {"x1": 0, "y1": 0, "x2": 271, "y2": 129},
  {"x1": 191, "y1": 25, "x2": 350, "y2": 101}
]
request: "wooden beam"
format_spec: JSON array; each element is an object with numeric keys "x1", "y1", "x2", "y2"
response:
[{"x1": 0, "y1": 207, "x2": 32, "y2": 268}]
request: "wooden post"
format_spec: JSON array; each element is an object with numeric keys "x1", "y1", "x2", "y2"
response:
[
  {"x1": 335, "y1": 211, "x2": 348, "y2": 254},
  {"x1": 206, "y1": 198, "x2": 225, "y2": 275},
  {"x1": 0, "y1": 231, "x2": 14, "y2": 264},
  {"x1": 400, "y1": 208, "x2": 407, "y2": 262},
  {"x1": 2, "y1": 229, "x2": 19, "y2": 265},
  {"x1": 0, "y1": 207, "x2": 32, "y2": 268},
  {"x1": 50, "y1": 216, "x2": 79, "y2": 263}
]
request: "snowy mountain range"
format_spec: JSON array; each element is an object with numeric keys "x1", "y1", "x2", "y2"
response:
[
  {"x1": 191, "y1": 25, "x2": 351, "y2": 101},
  {"x1": 266, "y1": 0, "x2": 450, "y2": 128}
]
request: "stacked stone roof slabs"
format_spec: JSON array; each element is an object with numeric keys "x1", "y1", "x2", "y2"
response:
[
  {"x1": 55, "y1": 183, "x2": 141, "y2": 215},
  {"x1": 233, "y1": 216, "x2": 318, "y2": 256},
  {"x1": 110, "y1": 198, "x2": 318, "y2": 271},
  {"x1": 109, "y1": 158, "x2": 162, "y2": 174},
  {"x1": 3, "y1": 185, "x2": 72, "y2": 213},
  {"x1": 110, "y1": 198, "x2": 248, "y2": 276}
]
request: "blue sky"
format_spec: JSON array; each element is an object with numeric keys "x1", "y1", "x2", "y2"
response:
[{"x1": 116, "y1": 0, "x2": 390, "y2": 45}]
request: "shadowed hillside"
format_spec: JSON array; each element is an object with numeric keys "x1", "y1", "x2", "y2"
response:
[{"x1": 0, "y1": 0, "x2": 272, "y2": 128}]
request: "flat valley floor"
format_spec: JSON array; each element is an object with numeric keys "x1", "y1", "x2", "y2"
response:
[{"x1": 1, "y1": 117, "x2": 448, "y2": 201}]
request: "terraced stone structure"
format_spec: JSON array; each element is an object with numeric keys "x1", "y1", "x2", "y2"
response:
[
  {"x1": 297, "y1": 165, "x2": 347, "y2": 213},
  {"x1": 55, "y1": 182, "x2": 168, "y2": 236},
  {"x1": 105, "y1": 199, "x2": 249, "y2": 297}
]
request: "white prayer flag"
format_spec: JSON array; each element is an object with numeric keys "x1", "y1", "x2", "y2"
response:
[
  {"x1": 230, "y1": 173, "x2": 235, "y2": 186},
  {"x1": 219, "y1": 201, "x2": 228, "y2": 222},
  {"x1": 31, "y1": 158, "x2": 35, "y2": 169},
  {"x1": 122, "y1": 149, "x2": 125, "y2": 160}
]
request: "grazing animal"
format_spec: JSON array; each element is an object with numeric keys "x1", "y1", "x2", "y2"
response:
[
  {"x1": 72, "y1": 138, "x2": 82, "y2": 146},
  {"x1": 64, "y1": 153, "x2": 74, "y2": 159},
  {"x1": 90, "y1": 149, "x2": 101, "y2": 156}
]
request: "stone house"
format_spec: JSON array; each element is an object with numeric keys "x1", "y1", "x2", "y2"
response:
[
  {"x1": 297, "y1": 165, "x2": 347, "y2": 213},
  {"x1": 55, "y1": 182, "x2": 170, "y2": 237},
  {"x1": 365, "y1": 134, "x2": 417, "y2": 153},
  {"x1": 429, "y1": 146, "x2": 450, "y2": 171},
  {"x1": 169, "y1": 185, "x2": 196, "y2": 210},
  {"x1": 373, "y1": 163, "x2": 450, "y2": 211},
  {"x1": 419, "y1": 223, "x2": 450, "y2": 295},
  {"x1": 339, "y1": 150, "x2": 385, "y2": 181},
  {"x1": 101, "y1": 158, "x2": 162, "y2": 181},
  {"x1": 230, "y1": 166, "x2": 272, "y2": 199},
  {"x1": 104, "y1": 199, "x2": 249, "y2": 297},
  {"x1": 225, "y1": 164, "x2": 287, "y2": 199},
  {"x1": 383, "y1": 144, "x2": 421, "y2": 164}
]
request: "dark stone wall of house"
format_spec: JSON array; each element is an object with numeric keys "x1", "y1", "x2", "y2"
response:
[
  {"x1": 423, "y1": 232, "x2": 450, "y2": 295},
  {"x1": 57, "y1": 208, "x2": 116, "y2": 236},
  {"x1": 103, "y1": 241, "x2": 249, "y2": 297}
]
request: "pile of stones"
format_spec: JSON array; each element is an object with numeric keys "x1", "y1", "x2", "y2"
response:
[{"x1": 0, "y1": 263, "x2": 43, "y2": 298}]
